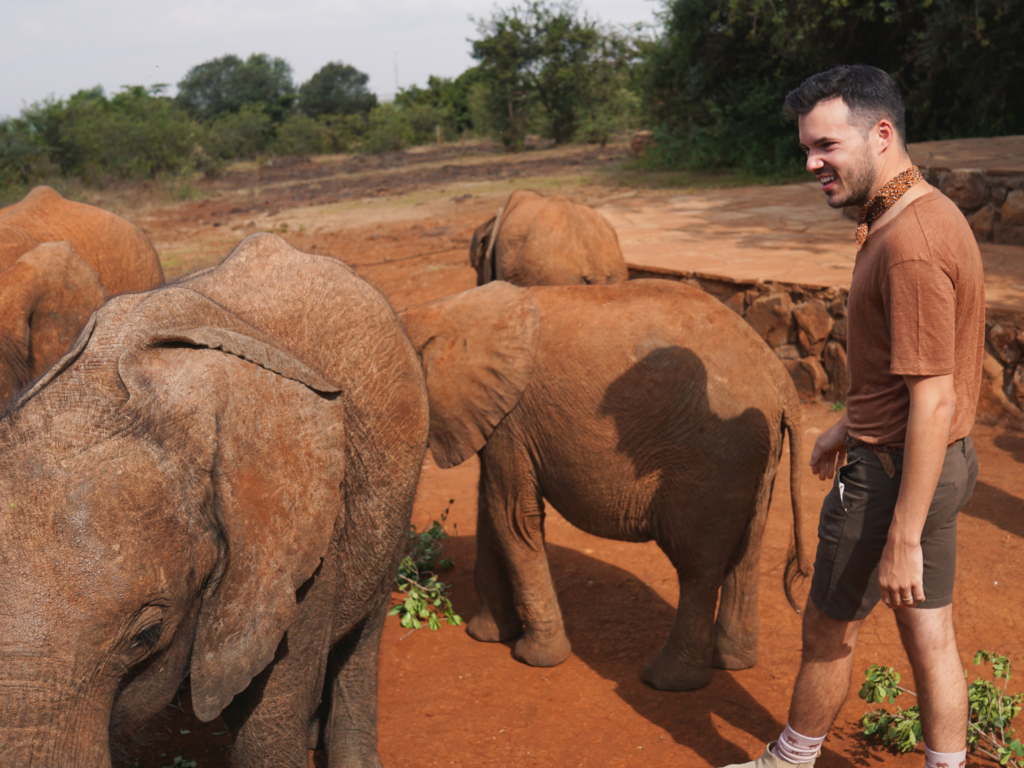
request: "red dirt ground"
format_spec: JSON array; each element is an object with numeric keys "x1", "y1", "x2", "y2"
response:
[{"x1": 112, "y1": 144, "x2": 1024, "y2": 768}]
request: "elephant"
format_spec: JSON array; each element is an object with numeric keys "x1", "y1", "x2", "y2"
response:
[
  {"x1": 469, "y1": 189, "x2": 629, "y2": 287},
  {"x1": 0, "y1": 186, "x2": 165, "y2": 403},
  {"x1": 401, "y1": 279, "x2": 812, "y2": 691},
  {"x1": 0, "y1": 233, "x2": 429, "y2": 768}
]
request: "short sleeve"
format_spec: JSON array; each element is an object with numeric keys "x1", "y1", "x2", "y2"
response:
[{"x1": 885, "y1": 260, "x2": 956, "y2": 376}]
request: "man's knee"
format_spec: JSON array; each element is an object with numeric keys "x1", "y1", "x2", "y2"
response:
[
  {"x1": 800, "y1": 598, "x2": 861, "y2": 663},
  {"x1": 895, "y1": 605, "x2": 957, "y2": 658}
]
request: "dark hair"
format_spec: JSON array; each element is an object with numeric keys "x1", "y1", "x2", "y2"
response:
[{"x1": 783, "y1": 65, "x2": 907, "y2": 148}]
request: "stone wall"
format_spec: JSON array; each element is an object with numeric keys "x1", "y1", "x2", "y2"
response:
[
  {"x1": 924, "y1": 167, "x2": 1024, "y2": 246},
  {"x1": 629, "y1": 268, "x2": 1024, "y2": 429}
]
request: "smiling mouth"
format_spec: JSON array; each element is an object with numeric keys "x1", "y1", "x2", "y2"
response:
[{"x1": 817, "y1": 174, "x2": 838, "y2": 191}]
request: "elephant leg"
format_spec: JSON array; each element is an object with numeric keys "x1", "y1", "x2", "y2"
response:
[
  {"x1": 641, "y1": 567, "x2": 722, "y2": 691},
  {"x1": 466, "y1": 484, "x2": 524, "y2": 643},
  {"x1": 713, "y1": 458, "x2": 776, "y2": 670},
  {"x1": 475, "y1": 443, "x2": 571, "y2": 668},
  {"x1": 322, "y1": 593, "x2": 389, "y2": 768},
  {"x1": 223, "y1": 569, "x2": 336, "y2": 768}
]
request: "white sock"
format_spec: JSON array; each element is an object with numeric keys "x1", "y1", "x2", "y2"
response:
[
  {"x1": 924, "y1": 743, "x2": 966, "y2": 768},
  {"x1": 771, "y1": 722, "x2": 826, "y2": 764}
]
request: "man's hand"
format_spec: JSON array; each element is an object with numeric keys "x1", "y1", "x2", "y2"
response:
[
  {"x1": 878, "y1": 538, "x2": 926, "y2": 608},
  {"x1": 809, "y1": 412, "x2": 849, "y2": 480}
]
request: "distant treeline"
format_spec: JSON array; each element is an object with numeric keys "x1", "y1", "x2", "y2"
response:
[{"x1": 1, "y1": 0, "x2": 1021, "y2": 188}]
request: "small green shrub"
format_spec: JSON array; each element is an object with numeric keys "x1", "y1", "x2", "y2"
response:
[
  {"x1": 204, "y1": 102, "x2": 273, "y2": 160},
  {"x1": 861, "y1": 651, "x2": 1024, "y2": 765},
  {"x1": 272, "y1": 113, "x2": 331, "y2": 156},
  {"x1": 361, "y1": 104, "x2": 414, "y2": 154},
  {"x1": 390, "y1": 501, "x2": 462, "y2": 632}
]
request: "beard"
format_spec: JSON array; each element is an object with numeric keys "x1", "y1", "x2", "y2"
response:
[{"x1": 823, "y1": 144, "x2": 876, "y2": 209}]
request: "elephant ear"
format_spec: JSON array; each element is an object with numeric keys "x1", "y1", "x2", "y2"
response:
[
  {"x1": 117, "y1": 324, "x2": 344, "y2": 723},
  {"x1": 2, "y1": 242, "x2": 109, "y2": 406},
  {"x1": 401, "y1": 281, "x2": 538, "y2": 468},
  {"x1": 469, "y1": 216, "x2": 494, "y2": 272}
]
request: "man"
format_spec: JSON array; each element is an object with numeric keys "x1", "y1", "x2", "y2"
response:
[{"x1": 724, "y1": 65, "x2": 984, "y2": 768}]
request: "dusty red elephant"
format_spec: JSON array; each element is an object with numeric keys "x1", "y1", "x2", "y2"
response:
[
  {"x1": 402, "y1": 280, "x2": 813, "y2": 691},
  {"x1": 0, "y1": 185, "x2": 164, "y2": 403},
  {"x1": 469, "y1": 189, "x2": 629, "y2": 287}
]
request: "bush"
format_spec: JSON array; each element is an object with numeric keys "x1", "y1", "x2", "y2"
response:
[
  {"x1": 319, "y1": 113, "x2": 367, "y2": 152},
  {"x1": 13, "y1": 85, "x2": 201, "y2": 184},
  {"x1": 204, "y1": 103, "x2": 274, "y2": 160},
  {"x1": 272, "y1": 113, "x2": 332, "y2": 156},
  {"x1": 361, "y1": 104, "x2": 414, "y2": 154}
]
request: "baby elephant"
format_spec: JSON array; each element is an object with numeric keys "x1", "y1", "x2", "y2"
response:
[
  {"x1": 402, "y1": 280, "x2": 811, "y2": 691},
  {"x1": 469, "y1": 189, "x2": 628, "y2": 287},
  {"x1": 0, "y1": 186, "x2": 165, "y2": 403},
  {"x1": 0, "y1": 234, "x2": 428, "y2": 768}
]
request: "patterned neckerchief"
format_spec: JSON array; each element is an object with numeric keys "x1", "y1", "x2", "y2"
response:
[{"x1": 855, "y1": 165, "x2": 925, "y2": 251}]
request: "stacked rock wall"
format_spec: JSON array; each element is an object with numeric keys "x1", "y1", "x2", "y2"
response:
[{"x1": 925, "y1": 167, "x2": 1024, "y2": 246}]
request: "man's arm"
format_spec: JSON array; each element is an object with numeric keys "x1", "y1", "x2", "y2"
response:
[{"x1": 878, "y1": 373, "x2": 957, "y2": 609}]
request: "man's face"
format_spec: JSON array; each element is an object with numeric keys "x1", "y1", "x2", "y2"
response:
[{"x1": 798, "y1": 98, "x2": 878, "y2": 209}]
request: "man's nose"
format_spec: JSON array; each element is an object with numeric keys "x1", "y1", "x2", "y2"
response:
[{"x1": 806, "y1": 152, "x2": 824, "y2": 174}]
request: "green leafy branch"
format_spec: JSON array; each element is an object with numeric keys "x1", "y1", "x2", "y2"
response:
[
  {"x1": 860, "y1": 651, "x2": 1024, "y2": 766},
  {"x1": 390, "y1": 500, "x2": 463, "y2": 633}
]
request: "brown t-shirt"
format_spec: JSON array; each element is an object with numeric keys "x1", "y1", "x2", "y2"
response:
[{"x1": 846, "y1": 189, "x2": 985, "y2": 445}]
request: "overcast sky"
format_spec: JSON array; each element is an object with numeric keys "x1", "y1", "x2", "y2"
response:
[{"x1": 1, "y1": 0, "x2": 661, "y2": 119}]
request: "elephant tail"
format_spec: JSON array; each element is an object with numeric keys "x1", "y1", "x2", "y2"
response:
[{"x1": 782, "y1": 399, "x2": 813, "y2": 611}]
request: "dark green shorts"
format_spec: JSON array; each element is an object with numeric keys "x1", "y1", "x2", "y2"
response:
[{"x1": 809, "y1": 436, "x2": 978, "y2": 622}]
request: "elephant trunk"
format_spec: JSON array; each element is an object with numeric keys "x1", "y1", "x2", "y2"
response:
[{"x1": 0, "y1": 668, "x2": 112, "y2": 768}]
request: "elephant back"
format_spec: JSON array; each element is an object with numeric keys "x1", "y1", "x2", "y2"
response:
[
  {"x1": 497, "y1": 190, "x2": 628, "y2": 287},
  {"x1": 0, "y1": 186, "x2": 164, "y2": 293}
]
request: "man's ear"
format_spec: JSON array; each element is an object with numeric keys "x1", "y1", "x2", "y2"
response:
[{"x1": 874, "y1": 118, "x2": 897, "y2": 154}]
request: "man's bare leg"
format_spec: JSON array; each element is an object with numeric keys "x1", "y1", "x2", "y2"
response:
[
  {"x1": 894, "y1": 604, "x2": 967, "y2": 752},
  {"x1": 788, "y1": 599, "x2": 865, "y2": 736}
]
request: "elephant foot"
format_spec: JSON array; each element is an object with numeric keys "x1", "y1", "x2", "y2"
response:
[
  {"x1": 512, "y1": 630, "x2": 571, "y2": 668},
  {"x1": 467, "y1": 611, "x2": 522, "y2": 643},
  {"x1": 325, "y1": 733, "x2": 383, "y2": 768},
  {"x1": 712, "y1": 631, "x2": 758, "y2": 670},
  {"x1": 641, "y1": 652, "x2": 712, "y2": 691}
]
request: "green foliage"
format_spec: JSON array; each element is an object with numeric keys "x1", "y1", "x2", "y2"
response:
[
  {"x1": 205, "y1": 103, "x2": 274, "y2": 160},
  {"x1": 175, "y1": 53, "x2": 295, "y2": 122},
  {"x1": 318, "y1": 113, "x2": 368, "y2": 152},
  {"x1": 390, "y1": 502, "x2": 463, "y2": 632},
  {"x1": 642, "y1": 0, "x2": 1024, "y2": 173},
  {"x1": 162, "y1": 757, "x2": 197, "y2": 768},
  {"x1": 395, "y1": 70, "x2": 482, "y2": 137},
  {"x1": 470, "y1": 0, "x2": 639, "y2": 148},
  {"x1": 860, "y1": 651, "x2": 1024, "y2": 765},
  {"x1": 4, "y1": 85, "x2": 202, "y2": 184},
  {"x1": 298, "y1": 61, "x2": 377, "y2": 118},
  {"x1": 272, "y1": 113, "x2": 332, "y2": 156},
  {"x1": 362, "y1": 103, "x2": 414, "y2": 154}
]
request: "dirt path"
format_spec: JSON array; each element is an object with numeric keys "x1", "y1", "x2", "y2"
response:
[{"x1": 114, "y1": 143, "x2": 1024, "y2": 768}]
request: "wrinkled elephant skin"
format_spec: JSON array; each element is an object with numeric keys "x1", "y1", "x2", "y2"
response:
[
  {"x1": 402, "y1": 280, "x2": 812, "y2": 691},
  {"x1": 0, "y1": 234, "x2": 429, "y2": 768}
]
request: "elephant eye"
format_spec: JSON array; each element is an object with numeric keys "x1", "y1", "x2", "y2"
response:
[{"x1": 130, "y1": 623, "x2": 162, "y2": 651}]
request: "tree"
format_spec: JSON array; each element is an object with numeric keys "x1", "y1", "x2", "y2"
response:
[
  {"x1": 471, "y1": 1, "x2": 635, "y2": 148},
  {"x1": 394, "y1": 69, "x2": 482, "y2": 136},
  {"x1": 175, "y1": 53, "x2": 295, "y2": 122},
  {"x1": 298, "y1": 62, "x2": 377, "y2": 118},
  {"x1": 640, "y1": 0, "x2": 1024, "y2": 172}
]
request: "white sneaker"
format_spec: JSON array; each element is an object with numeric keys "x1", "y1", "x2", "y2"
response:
[{"x1": 720, "y1": 742, "x2": 817, "y2": 768}]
